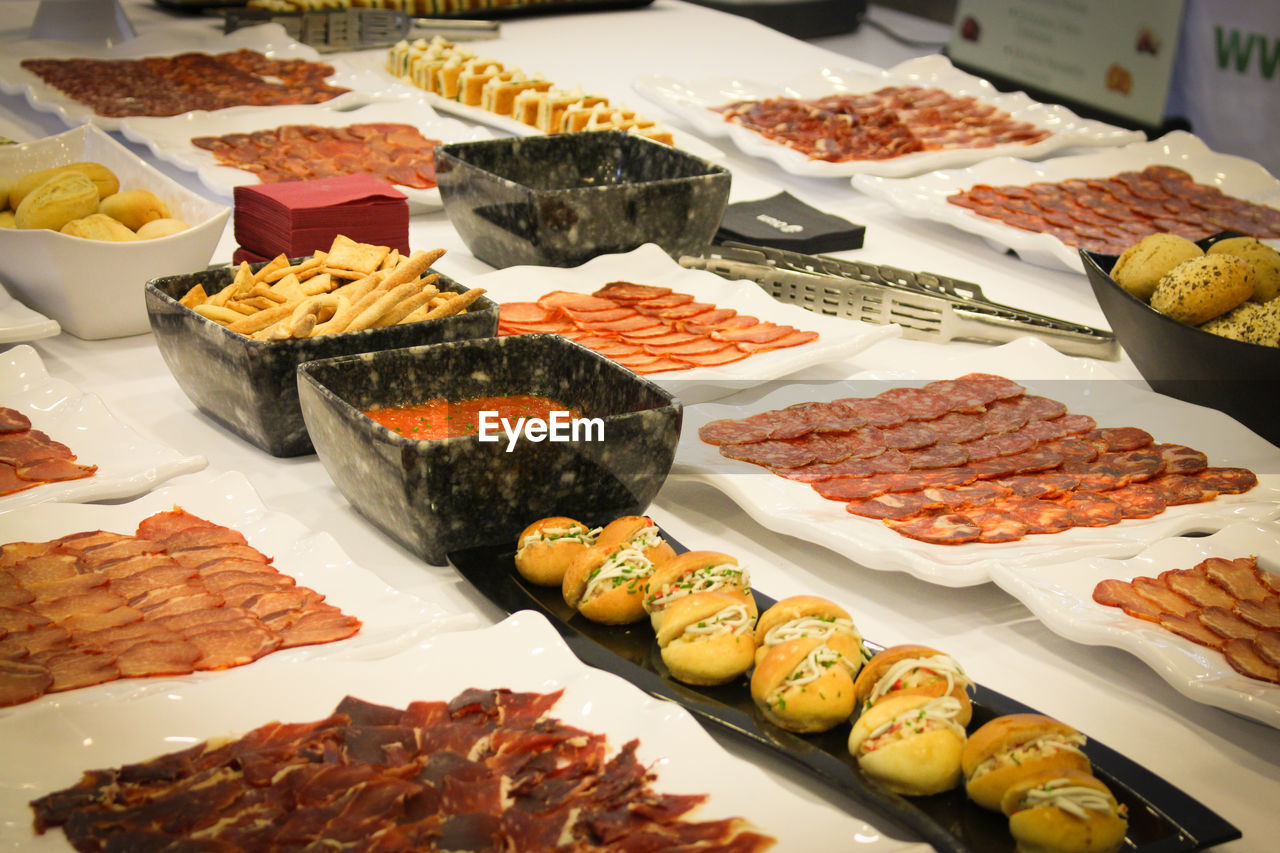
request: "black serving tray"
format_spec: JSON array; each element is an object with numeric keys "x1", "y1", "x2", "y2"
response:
[{"x1": 447, "y1": 532, "x2": 1241, "y2": 853}]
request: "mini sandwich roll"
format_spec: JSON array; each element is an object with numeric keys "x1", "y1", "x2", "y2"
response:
[
  {"x1": 847, "y1": 693, "x2": 967, "y2": 797},
  {"x1": 561, "y1": 542, "x2": 654, "y2": 625},
  {"x1": 642, "y1": 550, "x2": 754, "y2": 631},
  {"x1": 854, "y1": 644, "x2": 975, "y2": 725},
  {"x1": 753, "y1": 595, "x2": 865, "y2": 668},
  {"x1": 962, "y1": 714, "x2": 1092, "y2": 812},
  {"x1": 1001, "y1": 769, "x2": 1127, "y2": 853},
  {"x1": 749, "y1": 633, "x2": 862, "y2": 733},
  {"x1": 595, "y1": 516, "x2": 677, "y2": 567},
  {"x1": 514, "y1": 516, "x2": 599, "y2": 586},
  {"x1": 656, "y1": 589, "x2": 757, "y2": 686}
]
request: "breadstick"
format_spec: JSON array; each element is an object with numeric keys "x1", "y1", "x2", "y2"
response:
[
  {"x1": 227, "y1": 302, "x2": 297, "y2": 335},
  {"x1": 376, "y1": 279, "x2": 440, "y2": 327},
  {"x1": 193, "y1": 304, "x2": 243, "y2": 325},
  {"x1": 383, "y1": 248, "x2": 445, "y2": 288},
  {"x1": 345, "y1": 281, "x2": 426, "y2": 332},
  {"x1": 405, "y1": 287, "x2": 486, "y2": 322}
]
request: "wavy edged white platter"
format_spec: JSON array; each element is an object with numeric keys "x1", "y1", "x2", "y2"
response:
[
  {"x1": 0, "y1": 24, "x2": 397, "y2": 132},
  {"x1": 0, "y1": 469, "x2": 477, "y2": 726},
  {"x1": 990, "y1": 521, "x2": 1280, "y2": 729},
  {"x1": 633, "y1": 54, "x2": 1144, "y2": 179},
  {"x1": 0, "y1": 345, "x2": 207, "y2": 511},
  {"x1": 0, "y1": 284, "x2": 59, "y2": 344},
  {"x1": 853, "y1": 131, "x2": 1280, "y2": 272},
  {"x1": 468, "y1": 243, "x2": 901, "y2": 405},
  {"x1": 671, "y1": 338, "x2": 1280, "y2": 587},
  {"x1": 0, "y1": 611, "x2": 926, "y2": 852},
  {"x1": 118, "y1": 98, "x2": 493, "y2": 212}
]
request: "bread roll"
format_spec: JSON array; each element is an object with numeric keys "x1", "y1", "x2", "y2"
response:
[
  {"x1": 642, "y1": 550, "x2": 753, "y2": 630},
  {"x1": 750, "y1": 632, "x2": 862, "y2": 733},
  {"x1": 135, "y1": 218, "x2": 190, "y2": 240},
  {"x1": 14, "y1": 172, "x2": 100, "y2": 231},
  {"x1": 1149, "y1": 254, "x2": 1253, "y2": 324},
  {"x1": 60, "y1": 213, "x2": 137, "y2": 241},
  {"x1": 753, "y1": 595, "x2": 863, "y2": 668},
  {"x1": 1111, "y1": 233, "x2": 1203, "y2": 302},
  {"x1": 1207, "y1": 236, "x2": 1280, "y2": 302},
  {"x1": 0, "y1": 211, "x2": 14, "y2": 229},
  {"x1": 657, "y1": 590, "x2": 756, "y2": 686},
  {"x1": 9, "y1": 161, "x2": 119, "y2": 209},
  {"x1": 853, "y1": 644, "x2": 975, "y2": 725},
  {"x1": 1199, "y1": 299, "x2": 1280, "y2": 347},
  {"x1": 514, "y1": 516, "x2": 597, "y2": 586},
  {"x1": 594, "y1": 515, "x2": 676, "y2": 569},
  {"x1": 1001, "y1": 768, "x2": 1127, "y2": 853},
  {"x1": 961, "y1": 714, "x2": 1091, "y2": 811},
  {"x1": 0, "y1": 176, "x2": 12, "y2": 211},
  {"x1": 98, "y1": 189, "x2": 171, "y2": 232},
  {"x1": 847, "y1": 693, "x2": 966, "y2": 796},
  {"x1": 561, "y1": 541, "x2": 654, "y2": 625}
]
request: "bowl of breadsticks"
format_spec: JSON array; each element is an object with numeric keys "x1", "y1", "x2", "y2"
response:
[{"x1": 145, "y1": 235, "x2": 497, "y2": 457}]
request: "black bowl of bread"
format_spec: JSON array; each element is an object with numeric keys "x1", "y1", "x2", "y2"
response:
[{"x1": 1081, "y1": 232, "x2": 1280, "y2": 446}]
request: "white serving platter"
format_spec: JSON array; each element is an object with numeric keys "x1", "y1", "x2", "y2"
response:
[
  {"x1": 0, "y1": 611, "x2": 926, "y2": 852},
  {"x1": 633, "y1": 54, "x2": 1145, "y2": 179},
  {"x1": 852, "y1": 131, "x2": 1280, "y2": 272},
  {"x1": 672, "y1": 338, "x2": 1280, "y2": 587},
  {"x1": 118, "y1": 98, "x2": 492, "y2": 212},
  {"x1": 0, "y1": 344, "x2": 206, "y2": 511},
  {"x1": 467, "y1": 242, "x2": 902, "y2": 405},
  {"x1": 0, "y1": 469, "x2": 477, "y2": 723},
  {"x1": 989, "y1": 521, "x2": 1280, "y2": 729},
  {"x1": 0, "y1": 284, "x2": 59, "y2": 344}
]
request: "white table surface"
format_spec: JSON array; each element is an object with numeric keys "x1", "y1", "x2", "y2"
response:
[{"x1": 1, "y1": 1, "x2": 1277, "y2": 850}]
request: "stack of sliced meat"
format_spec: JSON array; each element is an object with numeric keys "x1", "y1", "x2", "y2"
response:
[
  {"x1": 699, "y1": 373, "x2": 1258, "y2": 545},
  {"x1": 0, "y1": 406, "x2": 96, "y2": 497},
  {"x1": 497, "y1": 281, "x2": 818, "y2": 375},
  {"x1": 946, "y1": 164, "x2": 1280, "y2": 254},
  {"x1": 1094, "y1": 556, "x2": 1280, "y2": 685},
  {"x1": 31, "y1": 688, "x2": 775, "y2": 852},
  {"x1": 0, "y1": 508, "x2": 360, "y2": 708}
]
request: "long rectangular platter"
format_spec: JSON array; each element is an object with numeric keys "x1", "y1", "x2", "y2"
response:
[{"x1": 446, "y1": 531, "x2": 1241, "y2": 853}]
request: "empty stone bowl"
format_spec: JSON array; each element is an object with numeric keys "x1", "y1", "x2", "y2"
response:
[
  {"x1": 296, "y1": 334, "x2": 682, "y2": 564},
  {"x1": 435, "y1": 131, "x2": 731, "y2": 268}
]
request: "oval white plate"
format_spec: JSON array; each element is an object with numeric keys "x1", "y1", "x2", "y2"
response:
[
  {"x1": 0, "y1": 283, "x2": 59, "y2": 344},
  {"x1": 633, "y1": 54, "x2": 1145, "y2": 179}
]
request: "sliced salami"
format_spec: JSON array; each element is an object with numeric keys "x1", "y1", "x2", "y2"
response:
[
  {"x1": 1058, "y1": 492, "x2": 1123, "y2": 527},
  {"x1": 954, "y1": 372, "x2": 1025, "y2": 400},
  {"x1": 994, "y1": 496, "x2": 1074, "y2": 534},
  {"x1": 880, "y1": 422, "x2": 939, "y2": 450},
  {"x1": 926, "y1": 412, "x2": 986, "y2": 444},
  {"x1": 994, "y1": 473, "x2": 1079, "y2": 499},
  {"x1": 876, "y1": 387, "x2": 951, "y2": 421},
  {"x1": 1003, "y1": 446, "x2": 1066, "y2": 474},
  {"x1": 869, "y1": 449, "x2": 912, "y2": 473},
  {"x1": 1084, "y1": 427, "x2": 1154, "y2": 452},
  {"x1": 1150, "y1": 473, "x2": 1220, "y2": 505},
  {"x1": 782, "y1": 432, "x2": 856, "y2": 464},
  {"x1": 965, "y1": 431, "x2": 1037, "y2": 461},
  {"x1": 1018, "y1": 418, "x2": 1071, "y2": 443},
  {"x1": 833, "y1": 428, "x2": 888, "y2": 459},
  {"x1": 921, "y1": 379, "x2": 990, "y2": 413},
  {"x1": 719, "y1": 440, "x2": 815, "y2": 469},
  {"x1": 1054, "y1": 413, "x2": 1098, "y2": 436},
  {"x1": 1061, "y1": 460, "x2": 1128, "y2": 491},
  {"x1": 786, "y1": 402, "x2": 867, "y2": 433},
  {"x1": 776, "y1": 458, "x2": 877, "y2": 482},
  {"x1": 812, "y1": 476, "x2": 893, "y2": 501},
  {"x1": 884, "y1": 512, "x2": 982, "y2": 545},
  {"x1": 976, "y1": 406, "x2": 1029, "y2": 436},
  {"x1": 1193, "y1": 467, "x2": 1258, "y2": 495},
  {"x1": 1105, "y1": 483, "x2": 1168, "y2": 518},
  {"x1": 1152, "y1": 443, "x2": 1209, "y2": 475},
  {"x1": 989, "y1": 394, "x2": 1068, "y2": 422},
  {"x1": 744, "y1": 410, "x2": 812, "y2": 441},
  {"x1": 962, "y1": 506, "x2": 1031, "y2": 543},
  {"x1": 833, "y1": 398, "x2": 910, "y2": 428},
  {"x1": 1039, "y1": 437, "x2": 1099, "y2": 464},
  {"x1": 844, "y1": 492, "x2": 941, "y2": 520},
  {"x1": 921, "y1": 482, "x2": 1013, "y2": 510},
  {"x1": 902, "y1": 443, "x2": 970, "y2": 469}
]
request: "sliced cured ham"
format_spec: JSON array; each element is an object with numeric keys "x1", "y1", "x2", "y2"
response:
[
  {"x1": 1160, "y1": 567, "x2": 1237, "y2": 609},
  {"x1": 1158, "y1": 612, "x2": 1227, "y2": 649},
  {"x1": 1093, "y1": 579, "x2": 1163, "y2": 621},
  {"x1": 1221, "y1": 638, "x2": 1280, "y2": 684},
  {"x1": 1204, "y1": 557, "x2": 1270, "y2": 602},
  {"x1": 592, "y1": 281, "x2": 672, "y2": 302}
]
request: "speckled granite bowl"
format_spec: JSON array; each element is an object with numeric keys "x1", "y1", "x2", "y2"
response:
[
  {"x1": 145, "y1": 261, "x2": 498, "y2": 457},
  {"x1": 435, "y1": 131, "x2": 731, "y2": 268},
  {"x1": 296, "y1": 334, "x2": 682, "y2": 564}
]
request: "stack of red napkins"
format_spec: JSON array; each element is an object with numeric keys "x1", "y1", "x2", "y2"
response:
[{"x1": 232, "y1": 174, "x2": 409, "y2": 264}]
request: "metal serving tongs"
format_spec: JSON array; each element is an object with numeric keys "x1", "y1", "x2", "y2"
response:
[
  {"x1": 222, "y1": 9, "x2": 500, "y2": 52},
  {"x1": 679, "y1": 243, "x2": 1120, "y2": 361}
]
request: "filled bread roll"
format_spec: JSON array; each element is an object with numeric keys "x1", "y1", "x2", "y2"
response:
[
  {"x1": 1001, "y1": 769, "x2": 1128, "y2": 853},
  {"x1": 514, "y1": 516, "x2": 598, "y2": 586},
  {"x1": 643, "y1": 550, "x2": 754, "y2": 630},
  {"x1": 847, "y1": 693, "x2": 967, "y2": 796},
  {"x1": 753, "y1": 595, "x2": 864, "y2": 668},
  {"x1": 561, "y1": 541, "x2": 655, "y2": 625},
  {"x1": 853, "y1": 644, "x2": 975, "y2": 725},
  {"x1": 962, "y1": 714, "x2": 1092, "y2": 811},
  {"x1": 750, "y1": 632, "x2": 862, "y2": 733},
  {"x1": 656, "y1": 589, "x2": 756, "y2": 686},
  {"x1": 594, "y1": 516, "x2": 677, "y2": 567}
]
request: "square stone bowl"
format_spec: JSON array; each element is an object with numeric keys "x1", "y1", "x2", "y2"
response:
[
  {"x1": 435, "y1": 130, "x2": 731, "y2": 268},
  {"x1": 296, "y1": 334, "x2": 682, "y2": 564},
  {"x1": 145, "y1": 262, "x2": 498, "y2": 457}
]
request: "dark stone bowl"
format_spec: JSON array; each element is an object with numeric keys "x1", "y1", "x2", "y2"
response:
[
  {"x1": 435, "y1": 130, "x2": 731, "y2": 268},
  {"x1": 145, "y1": 261, "x2": 498, "y2": 457},
  {"x1": 296, "y1": 334, "x2": 682, "y2": 564}
]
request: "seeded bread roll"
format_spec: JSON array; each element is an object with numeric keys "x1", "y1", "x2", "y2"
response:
[
  {"x1": 1149, "y1": 254, "x2": 1253, "y2": 324},
  {"x1": 561, "y1": 542, "x2": 653, "y2": 625},
  {"x1": 1111, "y1": 233, "x2": 1203, "y2": 301},
  {"x1": 847, "y1": 693, "x2": 967, "y2": 796},
  {"x1": 514, "y1": 516, "x2": 595, "y2": 586},
  {"x1": 1199, "y1": 299, "x2": 1280, "y2": 347},
  {"x1": 656, "y1": 589, "x2": 756, "y2": 686},
  {"x1": 642, "y1": 550, "x2": 754, "y2": 631},
  {"x1": 1001, "y1": 769, "x2": 1128, "y2": 853},
  {"x1": 853, "y1": 644, "x2": 975, "y2": 725},
  {"x1": 753, "y1": 595, "x2": 862, "y2": 667},
  {"x1": 961, "y1": 714, "x2": 1092, "y2": 811},
  {"x1": 1207, "y1": 236, "x2": 1280, "y2": 303},
  {"x1": 750, "y1": 633, "x2": 861, "y2": 733}
]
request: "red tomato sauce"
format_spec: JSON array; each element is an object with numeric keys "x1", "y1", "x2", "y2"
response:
[{"x1": 363, "y1": 395, "x2": 578, "y2": 439}]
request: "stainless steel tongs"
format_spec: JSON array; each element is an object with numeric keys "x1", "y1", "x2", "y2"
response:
[{"x1": 679, "y1": 243, "x2": 1120, "y2": 360}]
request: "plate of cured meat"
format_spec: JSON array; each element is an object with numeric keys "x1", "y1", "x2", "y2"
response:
[
  {"x1": 671, "y1": 338, "x2": 1280, "y2": 587},
  {"x1": 0, "y1": 612, "x2": 921, "y2": 853},
  {"x1": 852, "y1": 131, "x2": 1280, "y2": 272},
  {"x1": 0, "y1": 284, "x2": 59, "y2": 344},
  {"x1": 0, "y1": 469, "x2": 474, "y2": 717},
  {"x1": 475, "y1": 242, "x2": 901, "y2": 404},
  {"x1": 0, "y1": 345, "x2": 206, "y2": 510},
  {"x1": 118, "y1": 99, "x2": 493, "y2": 212},
  {"x1": 633, "y1": 54, "x2": 1144, "y2": 179},
  {"x1": 989, "y1": 522, "x2": 1280, "y2": 729},
  {"x1": 0, "y1": 24, "x2": 397, "y2": 132}
]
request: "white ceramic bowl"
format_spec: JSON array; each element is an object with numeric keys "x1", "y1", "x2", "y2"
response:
[{"x1": 0, "y1": 125, "x2": 229, "y2": 339}]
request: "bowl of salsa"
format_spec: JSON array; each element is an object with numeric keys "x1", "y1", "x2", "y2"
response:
[{"x1": 296, "y1": 334, "x2": 682, "y2": 564}]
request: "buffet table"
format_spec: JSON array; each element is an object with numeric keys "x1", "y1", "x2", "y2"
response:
[{"x1": 1, "y1": 1, "x2": 1277, "y2": 850}]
